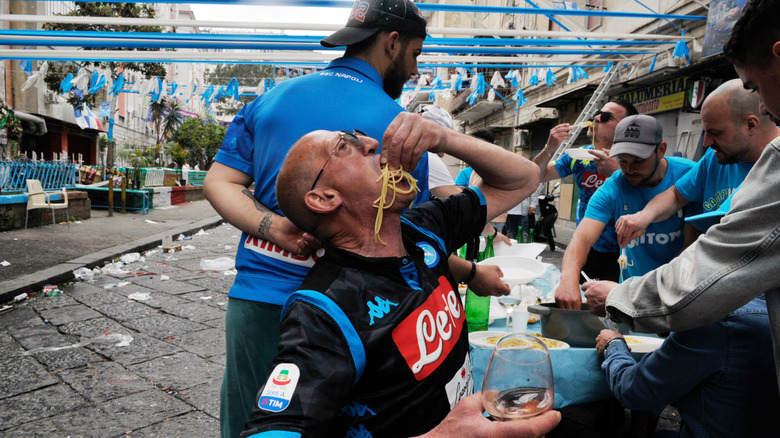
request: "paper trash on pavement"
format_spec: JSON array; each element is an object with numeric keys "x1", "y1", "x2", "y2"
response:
[
  {"x1": 128, "y1": 292, "x2": 151, "y2": 301},
  {"x1": 73, "y1": 267, "x2": 94, "y2": 282},
  {"x1": 200, "y1": 257, "x2": 235, "y2": 271},
  {"x1": 1, "y1": 260, "x2": 10, "y2": 267}
]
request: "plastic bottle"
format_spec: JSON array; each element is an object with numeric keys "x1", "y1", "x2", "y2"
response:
[
  {"x1": 13, "y1": 293, "x2": 28, "y2": 302},
  {"x1": 517, "y1": 226, "x2": 525, "y2": 243},
  {"x1": 465, "y1": 242, "x2": 491, "y2": 332}
]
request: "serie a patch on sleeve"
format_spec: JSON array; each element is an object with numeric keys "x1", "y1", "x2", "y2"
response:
[{"x1": 258, "y1": 363, "x2": 301, "y2": 412}]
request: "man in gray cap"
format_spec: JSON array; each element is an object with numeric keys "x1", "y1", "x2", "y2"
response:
[
  {"x1": 204, "y1": 1, "x2": 436, "y2": 436},
  {"x1": 554, "y1": 114, "x2": 698, "y2": 309}
]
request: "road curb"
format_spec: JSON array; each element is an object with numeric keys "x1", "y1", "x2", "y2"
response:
[{"x1": 0, "y1": 216, "x2": 224, "y2": 303}]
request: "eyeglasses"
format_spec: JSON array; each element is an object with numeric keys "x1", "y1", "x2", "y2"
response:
[
  {"x1": 310, "y1": 129, "x2": 366, "y2": 191},
  {"x1": 593, "y1": 110, "x2": 619, "y2": 123}
]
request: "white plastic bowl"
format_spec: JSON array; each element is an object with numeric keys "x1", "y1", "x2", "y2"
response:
[
  {"x1": 493, "y1": 240, "x2": 547, "y2": 259},
  {"x1": 478, "y1": 255, "x2": 546, "y2": 285}
]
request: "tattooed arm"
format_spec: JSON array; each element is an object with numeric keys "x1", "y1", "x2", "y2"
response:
[{"x1": 204, "y1": 162, "x2": 317, "y2": 256}]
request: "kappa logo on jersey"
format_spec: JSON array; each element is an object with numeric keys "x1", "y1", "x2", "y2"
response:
[
  {"x1": 349, "y1": 1, "x2": 369, "y2": 23},
  {"x1": 367, "y1": 296, "x2": 398, "y2": 325},
  {"x1": 392, "y1": 276, "x2": 465, "y2": 381},
  {"x1": 581, "y1": 171, "x2": 607, "y2": 190},
  {"x1": 340, "y1": 402, "x2": 376, "y2": 418},
  {"x1": 258, "y1": 364, "x2": 300, "y2": 412},
  {"x1": 416, "y1": 242, "x2": 440, "y2": 267},
  {"x1": 346, "y1": 425, "x2": 372, "y2": 438},
  {"x1": 243, "y1": 235, "x2": 322, "y2": 267}
]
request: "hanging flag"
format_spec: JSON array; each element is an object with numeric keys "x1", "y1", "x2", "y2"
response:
[
  {"x1": 19, "y1": 59, "x2": 33, "y2": 76},
  {"x1": 169, "y1": 81, "x2": 179, "y2": 96},
  {"x1": 226, "y1": 78, "x2": 240, "y2": 101},
  {"x1": 73, "y1": 68, "x2": 90, "y2": 94},
  {"x1": 99, "y1": 101, "x2": 111, "y2": 118},
  {"x1": 649, "y1": 54, "x2": 658, "y2": 73},
  {"x1": 545, "y1": 68, "x2": 557, "y2": 86},
  {"x1": 74, "y1": 104, "x2": 103, "y2": 130},
  {"x1": 603, "y1": 62, "x2": 613, "y2": 73},
  {"x1": 529, "y1": 69, "x2": 539, "y2": 86},
  {"x1": 59, "y1": 73, "x2": 74, "y2": 94},
  {"x1": 108, "y1": 118, "x2": 114, "y2": 141},
  {"x1": 453, "y1": 74, "x2": 463, "y2": 92},
  {"x1": 88, "y1": 72, "x2": 107, "y2": 94},
  {"x1": 512, "y1": 87, "x2": 528, "y2": 107},
  {"x1": 157, "y1": 79, "x2": 167, "y2": 103},
  {"x1": 506, "y1": 69, "x2": 519, "y2": 87},
  {"x1": 21, "y1": 61, "x2": 48, "y2": 93},
  {"x1": 428, "y1": 74, "x2": 442, "y2": 102},
  {"x1": 201, "y1": 84, "x2": 215, "y2": 104},
  {"x1": 467, "y1": 73, "x2": 486, "y2": 105},
  {"x1": 673, "y1": 32, "x2": 690, "y2": 65},
  {"x1": 110, "y1": 73, "x2": 125, "y2": 98}
]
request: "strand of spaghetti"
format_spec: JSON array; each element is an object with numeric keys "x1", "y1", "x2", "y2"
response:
[{"x1": 373, "y1": 164, "x2": 419, "y2": 245}]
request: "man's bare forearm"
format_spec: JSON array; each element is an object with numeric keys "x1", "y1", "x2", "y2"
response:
[{"x1": 242, "y1": 189, "x2": 275, "y2": 239}]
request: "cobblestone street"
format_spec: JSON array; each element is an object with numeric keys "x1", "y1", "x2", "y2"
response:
[{"x1": 1, "y1": 223, "x2": 240, "y2": 436}]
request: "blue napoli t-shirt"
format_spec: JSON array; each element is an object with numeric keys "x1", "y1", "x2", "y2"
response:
[
  {"x1": 675, "y1": 148, "x2": 753, "y2": 231},
  {"x1": 215, "y1": 57, "x2": 430, "y2": 305},
  {"x1": 585, "y1": 156, "x2": 698, "y2": 278},
  {"x1": 554, "y1": 146, "x2": 619, "y2": 253},
  {"x1": 455, "y1": 167, "x2": 473, "y2": 186}
]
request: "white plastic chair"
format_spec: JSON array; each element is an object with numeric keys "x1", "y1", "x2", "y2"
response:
[{"x1": 25, "y1": 179, "x2": 69, "y2": 229}]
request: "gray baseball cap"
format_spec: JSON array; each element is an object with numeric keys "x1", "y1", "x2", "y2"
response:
[
  {"x1": 609, "y1": 114, "x2": 663, "y2": 159},
  {"x1": 321, "y1": 0, "x2": 427, "y2": 48}
]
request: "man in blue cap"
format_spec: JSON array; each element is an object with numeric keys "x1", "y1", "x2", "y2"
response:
[
  {"x1": 204, "y1": 1, "x2": 433, "y2": 436},
  {"x1": 554, "y1": 114, "x2": 697, "y2": 309}
]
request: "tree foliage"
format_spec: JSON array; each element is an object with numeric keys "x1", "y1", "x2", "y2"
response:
[
  {"x1": 172, "y1": 117, "x2": 226, "y2": 169},
  {"x1": 206, "y1": 64, "x2": 270, "y2": 115},
  {"x1": 149, "y1": 97, "x2": 183, "y2": 145}
]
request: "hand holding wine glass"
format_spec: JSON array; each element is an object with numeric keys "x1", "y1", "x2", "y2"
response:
[{"x1": 482, "y1": 333, "x2": 555, "y2": 421}]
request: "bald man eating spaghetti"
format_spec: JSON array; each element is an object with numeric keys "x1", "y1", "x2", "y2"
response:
[{"x1": 240, "y1": 112, "x2": 555, "y2": 438}]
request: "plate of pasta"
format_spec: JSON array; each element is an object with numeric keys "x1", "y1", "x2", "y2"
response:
[{"x1": 469, "y1": 331, "x2": 570, "y2": 350}]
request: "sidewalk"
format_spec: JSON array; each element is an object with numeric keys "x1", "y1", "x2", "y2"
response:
[{"x1": 0, "y1": 200, "x2": 223, "y2": 302}]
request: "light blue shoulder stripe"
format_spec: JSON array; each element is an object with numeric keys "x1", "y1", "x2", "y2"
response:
[
  {"x1": 401, "y1": 216, "x2": 446, "y2": 254},
  {"x1": 283, "y1": 290, "x2": 366, "y2": 384},
  {"x1": 245, "y1": 431, "x2": 301, "y2": 438},
  {"x1": 467, "y1": 185, "x2": 487, "y2": 205}
]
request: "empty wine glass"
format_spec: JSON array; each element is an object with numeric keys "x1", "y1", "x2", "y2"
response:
[
  {"x1": 481, "y1": 333, "x2": 554, "y2": 421},
  {"x1": 497, "y1": 296, "x2": 521, "y2": 330}
]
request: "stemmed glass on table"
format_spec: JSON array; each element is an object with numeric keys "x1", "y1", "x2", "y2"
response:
[
  {"x1": 481, "y1": 333, "x2": 554, "y2": 421},
  {"x1": 497, "y1": 296, "x2": 521, "y2": 330}
]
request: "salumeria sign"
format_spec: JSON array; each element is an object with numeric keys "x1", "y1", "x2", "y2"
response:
[{"x1": 617, "y1": 77, "x2": 687, "y2": 115}]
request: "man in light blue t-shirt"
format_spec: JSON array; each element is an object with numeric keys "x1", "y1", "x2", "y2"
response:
[
  {"x1": 555, "y1": 114, "x2": 697, "y2": 309},
  {"x1": 533, "y1": 100, "x2": 638, "y2": 284},
  {"x1": 615, "y1": 79, "x2": 780, "y2": 248}
]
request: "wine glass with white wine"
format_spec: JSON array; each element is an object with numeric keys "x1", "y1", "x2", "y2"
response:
[{"x1": 481, "y1": 333, "x2": 554, "y2": 421}]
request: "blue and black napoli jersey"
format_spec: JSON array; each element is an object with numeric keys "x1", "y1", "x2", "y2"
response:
[{"x1": 241, "y1": 188, "x2": 487, "y2": 438}]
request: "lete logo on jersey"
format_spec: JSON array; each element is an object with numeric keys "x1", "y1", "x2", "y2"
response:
[
  {"x1": 258, "y1": 364, "x2": 300, "y2": 412},
  {"x1": 392, "y1": 276, "x2": 465, "y2": 381},
  {"x1": 581, "y1": 171, "x2": 607, "y2": 190}
]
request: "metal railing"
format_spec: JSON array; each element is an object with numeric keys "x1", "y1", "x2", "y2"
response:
[{"x1": 0, "y1": 160, "x2": 77, "y2": 194}]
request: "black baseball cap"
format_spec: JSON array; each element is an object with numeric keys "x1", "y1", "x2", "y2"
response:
[{"x1": 321, "y1": 0, "x2": 427, "y2": 48}]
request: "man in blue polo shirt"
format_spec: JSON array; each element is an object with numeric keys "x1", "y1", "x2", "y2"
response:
[
  {"x1": 554, "y1": 114, "x2": 697, "y2": 309},
  {"x1": 203, "y1": 1, "x2": 432, "y2": 436},
  {"x1": 614, "y1": 79, "x2": 780, "y2": 247}
]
